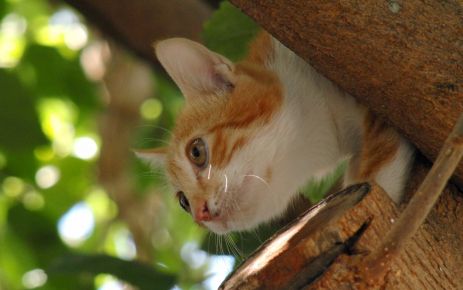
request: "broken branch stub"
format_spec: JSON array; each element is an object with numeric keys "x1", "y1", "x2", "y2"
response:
[
  {"x1": 220, "y1": 183, "x2": 372, "y2": 290},
  {"x1": 221, "y1": 175, "x2": 463, "y2": 289}
]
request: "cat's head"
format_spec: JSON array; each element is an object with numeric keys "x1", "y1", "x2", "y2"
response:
[{"x1": 138, "y1": 38, "x2": 287, "y2": 234}]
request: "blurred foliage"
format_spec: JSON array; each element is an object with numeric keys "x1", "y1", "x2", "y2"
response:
[
  {"x1": 203, "y1": 1, "x2": 259, "y2": 61},
  {"x1": 48, "y1": 254, "x2": 176, "y2": 290},
  {"x1": 0, "y1": 1, "x2": 342, "y2": 290}
]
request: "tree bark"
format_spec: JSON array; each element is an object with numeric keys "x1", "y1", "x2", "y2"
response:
[
  {"x1": 229, "y1": 0, "x2": 463, "y2": 186},
  {"x1": 63, "y1": 0, "x2": 212, "y2": 66},
  {"x1": 220, "y1": 1, "x2": 463, "y2": 288},
  {"x1": 220, "y1": 166, "x2": 463, "y2": 289}
]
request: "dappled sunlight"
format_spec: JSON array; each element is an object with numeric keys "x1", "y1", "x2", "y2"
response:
[
  {"x1": 2, "y1": 176, "x2": 25, "y2": 198},
  {"x1": 140, "y1": 98, "x2": 163, "y2": 121},
  {"x1": 72, "y1": 136, "x2": 99, "y2": 160},
  {"x1": 0, "y1": 13, "x2": 27, "y2": 67},
  {"x1": 35, "y1": 165, "x2": 60, "y2": 189},
  {"x1": 180, "y1": 242, "x2": 208, "y2": 270},
  {"x1": 58, "y1": 202, "x2": 95, "y2": 247},
  {"x1": 22, "y1": 268, "x2": 47, "y2": 289},
  {"x1": 37, "y1": 98, "x2": 77, "y2": 157},
  {"x1": 204, "y1": 255, "x2": 235, "y2": 290},
  {"x1": 0, "y1": 1, "x2": 270, "y2": 289},
  {"x1": 33, "y1": 146, "x2": 55, "y2": 162},
  {"x1": 113, "y1": 228, "x2": 137, "y2": 260},
  {"x1": 95, "y1": 274, "x2": 125, "y2": 290},
  {"x1": 22, "y1": 190, "x2": 45, "y2": 211},
  {"x1": 85, "y1": 187, "x2": 118, "y2": 221},
  {"x1": 0, "y1": 6, "x2": 88, "y2": 68},
  {"x1": 36, "y1": 8, "x2": 88, "y2": 51}
]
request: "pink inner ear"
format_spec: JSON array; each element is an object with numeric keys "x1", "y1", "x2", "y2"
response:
[{"x1": 155, "y1": 38, "x2": 235, "y2": 99}]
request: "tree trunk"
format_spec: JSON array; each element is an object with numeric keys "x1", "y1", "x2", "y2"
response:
[{"x1": 229, "y1": 0, "x2": 463, "y2": 186}]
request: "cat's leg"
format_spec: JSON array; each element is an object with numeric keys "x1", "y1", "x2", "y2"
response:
[
  {"x1": 344, "y1": 112, "x2": 414, "y2": 203},
  {"x1": 373, "y1": 138, "x2": 414, "y2": 202}
]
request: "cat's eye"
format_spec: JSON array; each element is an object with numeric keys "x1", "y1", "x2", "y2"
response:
[
  {"x1": 187, "y1": 138, "x2": 208, "y2": 168},
  {"x1": 177, "y1": 191, "x2": 190, "y2": 213}
]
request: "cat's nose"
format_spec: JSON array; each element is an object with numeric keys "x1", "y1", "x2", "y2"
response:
[{"x1": 194, "y1": 200, "x2": 212, "y2": 222}]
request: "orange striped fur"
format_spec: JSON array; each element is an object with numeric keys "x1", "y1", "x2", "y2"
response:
[{"x1": 355, "y1": 112, "x2": 401, "y2": 180}]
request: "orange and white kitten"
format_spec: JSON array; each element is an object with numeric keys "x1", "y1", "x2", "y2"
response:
[{"x1": 138, "y1": 32, "x2": 413, "y2": 234}]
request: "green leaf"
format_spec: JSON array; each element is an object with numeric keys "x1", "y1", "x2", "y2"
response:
[
  {"x1": 0, "y1": 70, "x2": 47, "y2": 150},
  {"x1": 40, "y1": 157, "x2": 93, "y2": 220},
  {"x1": 202, "y1": 1, "x2": 259, "y2": 61},
  {"x1": 302, "y1": 161, "x2": 348, "y2": 202},
  {"x1": 7, "y1": 204, "x2": 67, "y2": 267},
  {"x1": 0, "y1": 0, "x2": 6, "y2": 18},
  {"x1": 19, "y1": 44, "x2": 98, "y2": 111},
  {"x1": 48, "y1": 254, "x2": 176, "y2": 290},
  {"x1": 0, "y1": 225, "x2": 37, "y2": 290}
]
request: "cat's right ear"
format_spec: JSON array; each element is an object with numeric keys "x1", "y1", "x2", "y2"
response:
[
  {"x1": 133, "y1": 148, "x2": 167, "y2": 168},
  {"x1": 154, "y1": 38, "x2": 235, "y2": 100}
]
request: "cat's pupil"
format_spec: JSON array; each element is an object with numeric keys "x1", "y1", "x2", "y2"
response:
[
  {"x1": 177, "y1": 191, "x2": 190, "y2": 213},
  {"x1": 192, "y1": 146, "x2": 200, "y2": 158}
]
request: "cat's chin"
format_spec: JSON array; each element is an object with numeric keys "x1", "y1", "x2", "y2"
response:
[
  {"x1": 203, "y1": 219, "x2": 255, "y2": 235},
  {"x1": 203, "y1": 222, "x2": 230, "y2": 235}
]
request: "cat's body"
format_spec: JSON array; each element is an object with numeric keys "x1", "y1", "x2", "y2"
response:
[{"x1": 139, "y1": 32, "x2": 413, "y2": 234}]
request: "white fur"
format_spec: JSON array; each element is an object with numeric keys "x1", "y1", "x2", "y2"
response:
[
  {"x1": 374, "y1": 137, "x2": 414, "y2": 203},
  {"x1": 206, "y1": 38, "x2": 413, "y2": 233}
]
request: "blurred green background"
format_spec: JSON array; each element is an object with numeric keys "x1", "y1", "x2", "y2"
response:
[{"x1": 0, "y1": 1, "x2": 342, "y2": 289}]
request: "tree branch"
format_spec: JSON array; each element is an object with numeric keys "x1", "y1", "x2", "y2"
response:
[
  {"x1": 360, "y1": 113, "x2": 463, "y2": 284},
  {"x1": 63, "y1": 0, "x2": 212, "y2": 66},
  {"x1": 229, "y1": 0, "x2": 463, "y2": 186}
]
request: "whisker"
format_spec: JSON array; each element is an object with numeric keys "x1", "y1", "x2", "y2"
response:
[
  {"x1": 250, "y1": 227, "x2": 263, "y2": 245},
  {"x1": 137, "y1": 124, "x2": 173, "y2": 136},
  {"x1": 207, "y1": 164, "x2": 212, "y2": 180},
  {"x1": 219, "y1": 235, "x2": 224, "y2": 255},
  {"x1": 215, "y1": 234, "x2": 219, "y2": 255},
  {"x1": 140, "y1": 137, "x2": 170, "y2": 146},
  {"x1": 243, "y1": 174, "x2": 270, "y2": 188},
  {"x1": 224, "y1": 234, "x2": 232, "y2": 256},
  {"x1": 224, "y1": 174, "x2": 228, "y2": 193},
  {"x1": 226, "y1": 234, "x2": 244, "y2": 260},
  {"x1": 207, "y1": 232, "x2": 212, "y2": 255}
]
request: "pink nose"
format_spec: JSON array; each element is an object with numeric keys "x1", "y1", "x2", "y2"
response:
[{"x1": 194, "y1": 201, "x2": 212, "y2": 222}]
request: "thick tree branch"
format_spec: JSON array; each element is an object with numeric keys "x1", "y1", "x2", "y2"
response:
[
  {"x1": 229, "y1": 0, "x2": 463, "y2": 185},
  {"x1": 63, "y1": 0, "x2": 212, "y2": 66}
]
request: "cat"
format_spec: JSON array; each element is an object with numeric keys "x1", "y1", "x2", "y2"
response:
[{"x1": 136, "y1": 32, "x2": 414, "y2": 235}]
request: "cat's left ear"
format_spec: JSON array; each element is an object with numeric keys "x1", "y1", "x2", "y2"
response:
[
  {"x1": 155, "y1": 38, "x2": 235, "y2": 99},
  {"x1": 133, "y1": 148, "x2": 167, "y2": 168}
]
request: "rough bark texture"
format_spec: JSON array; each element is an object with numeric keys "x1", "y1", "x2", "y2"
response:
[
  {"x1": 220, "y1": 163, "x2": 463, "y2": 289},
  {"x1": 63, "y1": 0, "x2": 212, "y2": 66},
  {"x1": 229, "y1": 0, "x2": 463, "y2": 186}
]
